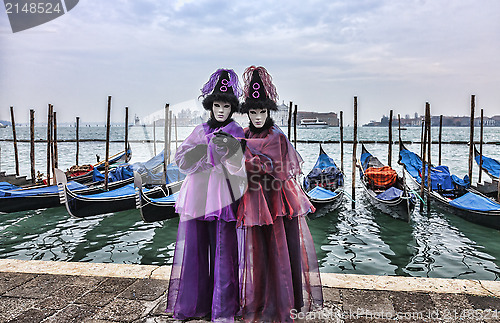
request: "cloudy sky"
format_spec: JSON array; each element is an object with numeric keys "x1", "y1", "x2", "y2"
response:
[{"x1": 1, "y1": 0, "x2": 499, "y2": 124}]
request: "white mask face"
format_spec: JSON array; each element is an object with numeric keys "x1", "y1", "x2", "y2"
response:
[
  {"x1": 212, "y1": 101, "x2": 231, "y2": 122},
  {"x1": 248, "y1": 108, "x2": 268, "y2": 128}
]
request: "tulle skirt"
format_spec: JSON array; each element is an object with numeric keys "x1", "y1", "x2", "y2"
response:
[
  {"x1": 167, "y1": 217, "x2": 239, "y2": 322},
  {"x1": 238, "y1": 216, "x2": 323, "y2": 322},
  {"x1": 237, "y1": 177, "x2": 315, "y2": 227}
]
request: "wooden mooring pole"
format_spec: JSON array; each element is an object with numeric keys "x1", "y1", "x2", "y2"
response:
[
  {"x1": 30, "y1": 109, "x2": 35, "y2": 183},
  {"x1": 293, "y1": 104, "x2": 298, "y2": 148},
  {"x1": 288, "y1": 101, "x2": 293, "y2": 139},
  {"x1": 9, "y1": 106, "x2": 19, "y2": 176},
  {"x1": 398, "y1": 114, "x2": 402, "y2": 144},
  {"x1": 340, "y1": 111, "x2": 344, "y2": 173},
  {"x1": 479, "y1": 109, "x2": 484, "y2": 183},
  {"x1": 125, "y1": 107, "x2": 129, "y2": 159},
  {"x1": 388, "y1": 109, "x2": 393, "y2": 167},
  {"x1": 420, "y1": 116, "x2": 425, "y2": 160},
  {"x1": 352, "y1": 97, "x2": 358, "y2": 209},
  {"x1": 164, "y1": 103, "x2": 169, "y2": 183},
  {"x1": 76, "y1": 117, "x2": 80, "y2": 165},
  {"x1": 104, "y1": 96, "x2": 111, "y2": 190},
  {"x1": 438, "y1": 115, "x2": 443, "y2": 165},
  {"x1": 53, "y1": 111, "x2": 58, "y2": 170},
  {"x1": 51, "y1": 110, "x2": 57, "y2": 185},
  {"x1": 46, "y1": 104, "x2": 53, "y2": 186},
  {"x1": 168, "y1": 110, "x2": 173, "y2": 164},
  {"x1": 420, "y1": 107, "x2": 427, "y2": 213},
  {"x1": 426, "y1": 102, "x2": 431, "y2": 214},
  {"x1": 468, "y1": 94, "x2": 475, "y2": 183}
]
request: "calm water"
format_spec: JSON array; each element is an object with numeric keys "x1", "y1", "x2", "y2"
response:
[{"x1": 1, "y1": 125, "x2": 500, "y2": 281}]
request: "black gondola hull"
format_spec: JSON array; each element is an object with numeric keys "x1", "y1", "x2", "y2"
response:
[
  {"x1": 0, "y1": 177, "x2": 133, "y2": 214},
  {"x1": 64, "y1": 185, "x2": 166, "y2": 218},
  {"x1": 405, "y1": 168, "x2": 500, "y2": 229},
  {"x1": 361, "y1": 180, "x2": 414, "y2": 221},
  {"x1": 399, "y1": 142, "x2": 500, "y2": 230},
  {"x1": 66, "y1": 193, "x2": 136, "y2": 218},
  {"x1": 0, "y1": 194, "x2": 61, "y2": 213},
  {"x1": 303, "y1": 144, "x2": 345, "y2": 214},
  {"x1": 360, "y1": 144, "x2": 415, "y2": 221},
  {"x1": 139, "y1": 200, "x2": 177, "y2": 222},
  {"x1": 137, "y1": 181, "x2": 183, "y2": 222}
]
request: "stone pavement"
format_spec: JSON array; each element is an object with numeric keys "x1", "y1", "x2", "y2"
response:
[{"x1": 1, "y1": 259, "x2": 500, "y2": 322}]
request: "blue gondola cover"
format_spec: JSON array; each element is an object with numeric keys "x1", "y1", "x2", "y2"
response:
[
  {"x1": 92, "y1": 165, "x2": 134, "y2": 183},
  {"x1": 0, "y1": 182, "x2": 20, "y2": 191},
  {"x1": 475, "y1": 154, "x2": 500, "y2": 178},
  {"x1": 375, "y1": 187, "x2": 403, "y2": 201},
  {"x1": 91, "y1": 150, "x2": 185, "y2": 185},
  {"x1": 304, "y1": 152, "x2": 343, "y2": 191},
  {"x1": 307, "y1": 186, "x2": 338, "y2": 199},
  {"x1": 150, "y1": 191, "x2": 179, "y2": 203},
  {"x1": 449, "y1": 192, "x2": 500, "y2": 212},
  {"x1": 360, "y1": 152, "x2": 372, "y2": 170},
  {"x1": 399, "y1": 148, "x2": 469, "y2": 190},
  {"x1": 0, "y1": 181, "x2": 87, "y2": 198}
]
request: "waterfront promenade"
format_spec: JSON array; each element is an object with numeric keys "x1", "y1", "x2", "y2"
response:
[{"x1": 1, "y1": 259, "x2": 500, "y2": 322}]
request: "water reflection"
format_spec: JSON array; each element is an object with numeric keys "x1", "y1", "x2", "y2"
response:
[
  {"x1": 137, "y1": 217, "x2": 179, "y2": 266},
  {"x1": 1, "y1": 126, "x2": 500, "y2": 280},
  {"x1": 369, "y1": 207, "x2": 414, "y2": 277},
  {"x1": 69, "y1": 209, "x2": 156, "y2": 264}
]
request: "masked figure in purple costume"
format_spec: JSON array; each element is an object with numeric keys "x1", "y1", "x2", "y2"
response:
[
  {"x1": 167, "y1": 69, "x2": 247, "y2": 322},
  {"x1": 237, "y1": 66, "x2": 323, "y2": 322}
]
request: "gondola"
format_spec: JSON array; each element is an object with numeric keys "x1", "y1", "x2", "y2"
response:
[
  {"x1": 133, "y1": 171, "x2": 181, "y2": 222},
  {"x1": 474, "y1": 145, "x2": 500, "y2": 180},
  {"x1": 57, "y1": 174, "x2": 163, "y2": 218},
  {"x1": 398, "y1": 142, "x2": 500, "y2": 229},
  {"x1": 0, "y1": 168, "x2": 134, "y2": 214},
  {"x1": 57, "y1": 160, "x2": 184, "y2": 218},
  {"x1": 473, "y1": 145, "x2": 499, "y2": 199},
  {"x1": 302, "y1": 144, "x2": 344, "y2": 212},
  {"x1": 0, "y1": 149, "x2": 165, "y2": 214},
  {"x1": 359, "y1": 144, "x2": 415, "y2": 221},
  {"x1": 66, "y1": 145, "x2": 132, "y2": 184}
]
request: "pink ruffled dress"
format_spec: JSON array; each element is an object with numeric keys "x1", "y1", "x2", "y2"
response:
[{"x1": 237, "y1": 125, "x2": 323, "y2": 322}]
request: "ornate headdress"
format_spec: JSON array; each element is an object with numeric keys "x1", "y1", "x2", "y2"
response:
[
  {"x1": 201, "y1": 69, "x2": 241, "y2": 113},
  {"x1": 240, "y1": 66, "x2": 279, "y2": 113}
]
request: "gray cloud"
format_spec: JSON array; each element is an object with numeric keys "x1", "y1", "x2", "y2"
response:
[{"x1": 1, "y1": 0, "x2": 499, "y2": 124}]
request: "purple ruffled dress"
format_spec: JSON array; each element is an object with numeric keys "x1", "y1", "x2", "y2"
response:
[{"x1": 167, "y1": 120, "x2": 246, "y2": 322}]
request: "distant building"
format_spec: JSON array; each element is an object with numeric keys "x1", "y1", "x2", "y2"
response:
[
  {"x1": 364, "y1": 113, "x2": 500, "y2": 127},
  {"x1": 253, "y1": 101, "x2": 339, "y2": 127},
  {"x1": 272, "y1": 101, "x2": 290, "y2": 126}
]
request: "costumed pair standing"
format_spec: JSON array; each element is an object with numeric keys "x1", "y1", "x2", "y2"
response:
[{"x1": 167, "y1": 66, "x2": 323, "y2": 322}]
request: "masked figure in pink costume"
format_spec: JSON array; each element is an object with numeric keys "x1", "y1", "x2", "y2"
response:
[
  {"x1": 167, "y1": 69, "x2": 247, "y2": 322},
  {"x1": 237, "y1": 66, "x2": 323, "y2": 322}
]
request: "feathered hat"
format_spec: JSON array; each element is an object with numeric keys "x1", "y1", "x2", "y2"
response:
[
  {"x1": 240, "y1": 66, "x2": 279, "y2": 113},
  {"x1": 201, "y1": 69, "x2": 241, "y2": 113}
]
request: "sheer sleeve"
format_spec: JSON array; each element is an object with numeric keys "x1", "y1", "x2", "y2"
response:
[{"x1": 175, "y1": 125, "x2": 211, "y2": 175}]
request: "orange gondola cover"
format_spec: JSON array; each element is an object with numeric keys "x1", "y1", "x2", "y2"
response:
[{"x1": 364, "y1": 166, "x2": 397, "y2": 189}]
